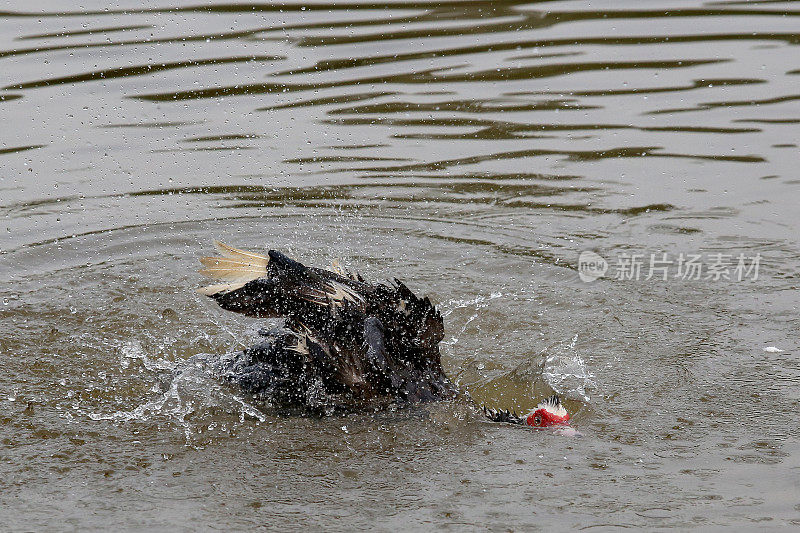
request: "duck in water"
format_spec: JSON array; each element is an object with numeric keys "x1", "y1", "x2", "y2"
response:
[{"x1": 197, "y1": 241, "x2": 570, "y2": 428}]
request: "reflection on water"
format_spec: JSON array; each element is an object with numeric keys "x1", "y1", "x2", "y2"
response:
[{"x1": 2, "y1": 0, "x2": 800, "y2": 529}]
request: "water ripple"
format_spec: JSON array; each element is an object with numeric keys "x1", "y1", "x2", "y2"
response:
[
  {"x1": 5, "y1": 55, "x2": 285, "y2": 90},
  {"x1": 3, "y1": 2, "x2": 800, "y2": 526}
]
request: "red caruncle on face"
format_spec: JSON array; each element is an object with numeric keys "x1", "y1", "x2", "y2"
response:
[{"x1": 526, "y1": 408, "x2": 570, "y2": 428}]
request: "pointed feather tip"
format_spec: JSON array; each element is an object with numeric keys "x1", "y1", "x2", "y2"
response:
[
  {"x1": 200, "y1": 256, "x2": 265, "y2": 269},
  {"x1": 196, "y1": 285, "x2": 222, "y2": 296},
  {"x1": 331, "y1": 258, "x2": 346, "y2": 276},
  {"x1": 196, "y1": 281, "x2": 248, "y2": 296},
  {"x1": 198, "y1": 241, "x2": 269, "y2": 282},
  {"x1": 198, "y1": 267, "x2": 266, "y2": 282},
  {"x1": 212, "y1": 240, "x2": 270, "y2": 267}
]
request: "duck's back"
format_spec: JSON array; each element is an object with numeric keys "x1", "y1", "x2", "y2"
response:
[{"x1": 198, "y1": 242, "x2": 457, "y2": 412}]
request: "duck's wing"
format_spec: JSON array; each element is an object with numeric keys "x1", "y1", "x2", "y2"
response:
[
  {"x1": 225, "y1": 321, "x2": 387, "y2": 410},
  {"x1": 365, "y1": 279, "x2": 455, "y2": 402},
  {"x1": 198, "y1": 243, "x2": 456, "y2": 404},
  {"x1": 198, "y1": 243, "x2": 367, "y2": 323},
  {"x1": 199, "y1": 244, "x2": 390, "y2": 404}
]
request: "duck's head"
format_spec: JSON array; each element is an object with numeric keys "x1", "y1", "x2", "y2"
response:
[
  {"x1": 523, "y1": 394, "x2": 570, "y2": 428},
  {"x1": 483, "y1": 394, "x2": 570, "y2": 428}
]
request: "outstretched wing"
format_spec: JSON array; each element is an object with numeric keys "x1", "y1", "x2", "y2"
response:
[
  {"x1": 199, "y1": 243, "x2": 366, "y2": 323},
  {"x1": 198, "y1": 242, "x2": 456, "y2": 407}
]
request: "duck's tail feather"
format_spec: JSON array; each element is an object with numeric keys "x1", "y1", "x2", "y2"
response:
[
  {"x1": 198, "y1": 241, "x2": 270, "y2": 292},
  {"x1": 196, "y1": 281, "x2": 249, "y2": 296},
  {"x1": 214, "y1": 240, "x2": 270, "y2": 267}
]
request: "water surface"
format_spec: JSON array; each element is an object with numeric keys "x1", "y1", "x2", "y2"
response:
[{"x1": 2, "y1": 0, "x2": 800, "y2": 530}]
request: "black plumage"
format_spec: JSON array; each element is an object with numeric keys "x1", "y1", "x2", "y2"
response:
[{"x1": 198, "y1": 243, "x2": 458, "y2": 413}]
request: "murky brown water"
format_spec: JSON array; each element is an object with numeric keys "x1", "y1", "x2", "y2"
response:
[{"x1": 2, "y1": 0, "x2": 800, "y2": 529}]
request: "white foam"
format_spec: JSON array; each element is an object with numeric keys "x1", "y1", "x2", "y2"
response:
[{"x1": 763, "y1": 346, "x2": 784, "y2": 353}]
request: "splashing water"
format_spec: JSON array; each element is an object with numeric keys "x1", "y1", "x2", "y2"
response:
[
  {"x1": 118, "y1": 339, "x2": 176, "y2": 372},
  {"x1": 440, "y1": 291, "x2": 504, "y2": 347},
  {"x1": 541, "y1": 334, "x2": 595, "y2": 402},
  {"x1": 87, "y1": 296, "x2": 592, "y2": 440},
  {"x1": 438, "y1": 291, "x2": 594, "y2": 407},
  {"x1": 89, "y1": 341, "x2": 267, "y2": 443},
  {"x1": 440, "y1": 292, "x2": 505, "y2": 318}
]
